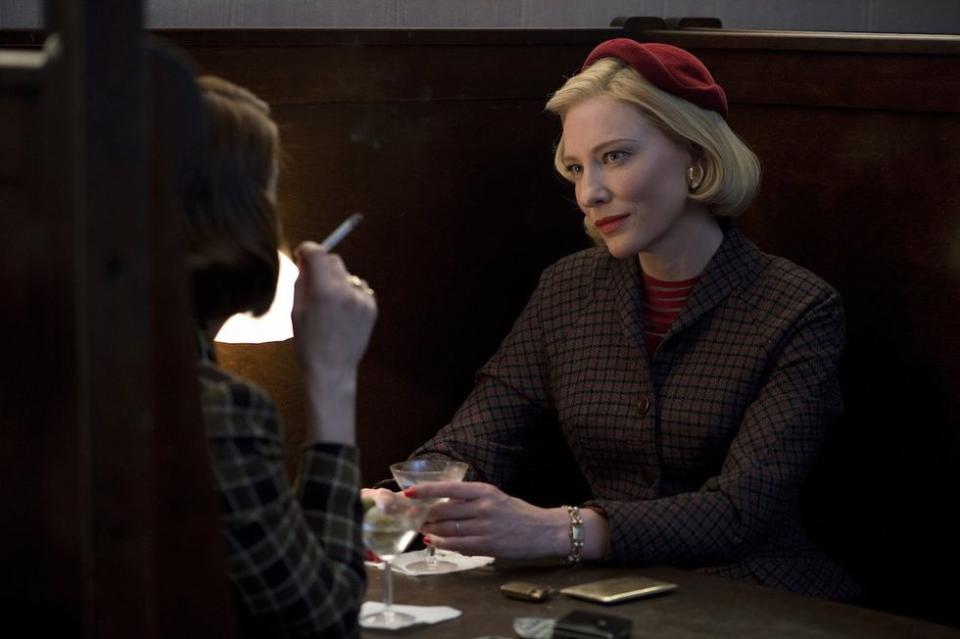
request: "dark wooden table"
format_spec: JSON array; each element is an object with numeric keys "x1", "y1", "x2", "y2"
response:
[{"x1": 362, "y1": 561, "x2": 960, "y2": 638}]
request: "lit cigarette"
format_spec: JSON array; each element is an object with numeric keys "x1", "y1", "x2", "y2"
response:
[{"x1": 319, "y1": 213, "x2": 364, "y2": 252}]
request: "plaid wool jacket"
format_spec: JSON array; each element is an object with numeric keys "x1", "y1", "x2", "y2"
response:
[
  {"x1": 414, "y1": 225, "x2": 859, "y2": 599},
  {"x1": 197, "y1": 331, "x2": 365, "y2": 637}
]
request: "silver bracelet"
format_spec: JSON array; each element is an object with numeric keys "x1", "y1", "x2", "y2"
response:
[{"x1": 565, "y1": 505, "x2": 584, "y2": 565}]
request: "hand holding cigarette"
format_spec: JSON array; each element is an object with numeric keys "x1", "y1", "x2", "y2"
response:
[{"x1": 292, "y1": 212, "x2": 376, "y2": 377}]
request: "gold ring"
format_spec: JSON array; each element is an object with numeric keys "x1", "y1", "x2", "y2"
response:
[{"x1": 347, "y1": 274, "x2": 374, "y2": 295}]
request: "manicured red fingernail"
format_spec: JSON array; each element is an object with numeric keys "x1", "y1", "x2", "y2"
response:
[
  {"x1": 422, "y1": 536, "x2": 432, "y2": 545},
  {"x1": 403, "y1": 488, "x2": 417, "y2": 497}
]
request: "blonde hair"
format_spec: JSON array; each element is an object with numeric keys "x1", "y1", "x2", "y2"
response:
[{"x1": 546, "y1": 58, "x2": 760, "y2": 218}]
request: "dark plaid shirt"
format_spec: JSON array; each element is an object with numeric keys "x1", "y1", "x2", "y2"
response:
[
  {"x1": 197, "y1": 331, "x2": 365, "y2": 637},
  {"x1": 414, "y1": 226, "x2": 859, "y2": 599}
]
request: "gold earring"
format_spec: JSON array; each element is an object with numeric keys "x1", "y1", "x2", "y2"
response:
[{"x1": 686, "y1": 164, "x2": 704, "y2": 191}]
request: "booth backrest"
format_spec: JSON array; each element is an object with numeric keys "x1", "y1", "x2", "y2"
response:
[{"x1": 670, "y1": 28, "x2": 960, "y2": 627}]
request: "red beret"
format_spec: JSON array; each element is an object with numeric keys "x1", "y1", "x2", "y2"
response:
[{"x1": 582, "y1": 38, "x2": 728, "y2": 118}]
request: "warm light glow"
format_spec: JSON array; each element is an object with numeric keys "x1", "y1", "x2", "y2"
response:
[{"x1": 215, "y1": 251, "x2": 298, "y2": 343}]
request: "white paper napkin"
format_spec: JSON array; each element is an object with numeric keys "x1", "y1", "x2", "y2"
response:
[
  {"x1": 366, "y1": 549, "x2": 495, "y2": 576},
  {"x1": 359, "y1": 602, "x2": 461, "y2": 630}
]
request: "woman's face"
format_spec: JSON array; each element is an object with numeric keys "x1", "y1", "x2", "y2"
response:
[{"x1": 561, "y1": 94, "x2": 697, "y2": 260}]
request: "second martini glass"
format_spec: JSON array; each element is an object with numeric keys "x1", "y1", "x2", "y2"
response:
[
  {"x1": 390, "y1": 459, "x2": 469, "y2": 573},
  {"x1": 361, "y1": 496, "x2": 428, "y2": 628}
]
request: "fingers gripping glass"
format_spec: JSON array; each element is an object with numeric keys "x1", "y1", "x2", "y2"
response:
[
  {"x1": 361, "y1": 497, "x2": 428, "y2": 629},
  {"x1": 390, "y1": 459, "x2": 469, "y2": 573}
]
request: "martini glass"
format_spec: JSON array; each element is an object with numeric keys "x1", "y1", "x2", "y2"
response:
[
  {"x1": 361, "y1": 496, "x2": 428, "y2": 629},
  {"x1": 390, "y1": 459, "x2": 469, "y2": 573}
]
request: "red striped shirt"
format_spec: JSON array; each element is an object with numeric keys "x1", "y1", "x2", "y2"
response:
[{"x1": 642, "y1": 272, "x2": 700, "y2": 357}]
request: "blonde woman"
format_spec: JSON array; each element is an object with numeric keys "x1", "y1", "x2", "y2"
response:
[{"x1": 400, "y1": 39, "x2": 858, "y2": 600}]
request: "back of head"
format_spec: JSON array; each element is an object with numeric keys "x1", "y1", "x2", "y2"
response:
[
  {"x1": 184, "y1": 75, "x2": 281, "y2": 325},
  {"x1": 546, "y1": 40, "x2": 761, "y2": 218}
]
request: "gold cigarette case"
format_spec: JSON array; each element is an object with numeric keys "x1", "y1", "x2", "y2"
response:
[{"x1": 559, "y1": 576, "x2": 677, "y2": 604}]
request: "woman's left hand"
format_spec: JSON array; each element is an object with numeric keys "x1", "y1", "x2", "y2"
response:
[{"x1": 409, "y1": 481, "x2": 569, "y2": 559}]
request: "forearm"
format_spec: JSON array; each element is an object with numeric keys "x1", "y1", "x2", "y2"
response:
[
  {"x1": 298, "y1": 444, "x2": 364, "y2": 563},
  {"x1": 590, "y1": 491, "x2": 753, "y2": 566},
  {"x1": 411, "y1": 374, "x2": 550, "y2": 486},
  {"x1": 218, "y1": 444, "x2": 366, "y2": 637},
  {"x1": 227, "y1": 511, "x2": 365, "y2": 637},
  {"x1": 292, "y1": 445, "x2": 366, "y2": 636},
  {"x1": 304, "y1": 370, "x2": 358, "y2": 446}
]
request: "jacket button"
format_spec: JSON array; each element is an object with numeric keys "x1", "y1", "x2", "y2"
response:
[
  {"x1": 637, "y1": 394, "x2": 651, "y2": 415},
  {"x1": 640, "y1": 466, "x2": 656, "y2": 485}
]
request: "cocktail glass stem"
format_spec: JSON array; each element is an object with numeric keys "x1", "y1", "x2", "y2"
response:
[
  {"x1": 425, "y1": 544, "x2": 439, "y2": 568},
  {"x1": 381, "y1": 560, "x2": 397, "y2": 622}
]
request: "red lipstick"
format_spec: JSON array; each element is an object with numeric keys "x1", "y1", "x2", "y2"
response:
[{"x1": 594, "y1": 214, "x2": 629, "y2": 235}]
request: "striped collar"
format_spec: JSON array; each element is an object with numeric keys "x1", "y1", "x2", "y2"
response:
[{"x1": 600, "y1": 223, "x2": 766, "y2": 354}]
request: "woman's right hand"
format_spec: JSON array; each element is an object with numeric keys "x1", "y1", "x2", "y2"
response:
[
  {"x1": 292, "y1": 241, "x2": 377, "y2": 444},
  {"x1": 292, "y1": 241, "x2": 377, "y2": 375}
]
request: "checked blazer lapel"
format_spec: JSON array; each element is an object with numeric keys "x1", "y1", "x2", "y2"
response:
[
  {"x1": 607, "y1": 253, "x2": 648, "y2": 357},
  {"x1": 662, "y1": 225, "x2": 764, "y2": 345},
  {"x1": 597, "y1": 225, "x2": 765, "y2": 359}
]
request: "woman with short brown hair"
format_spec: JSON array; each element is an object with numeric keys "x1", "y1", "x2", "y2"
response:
[{"x1": 187, "y1": 75, "x2": 376, "y2": 637}]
